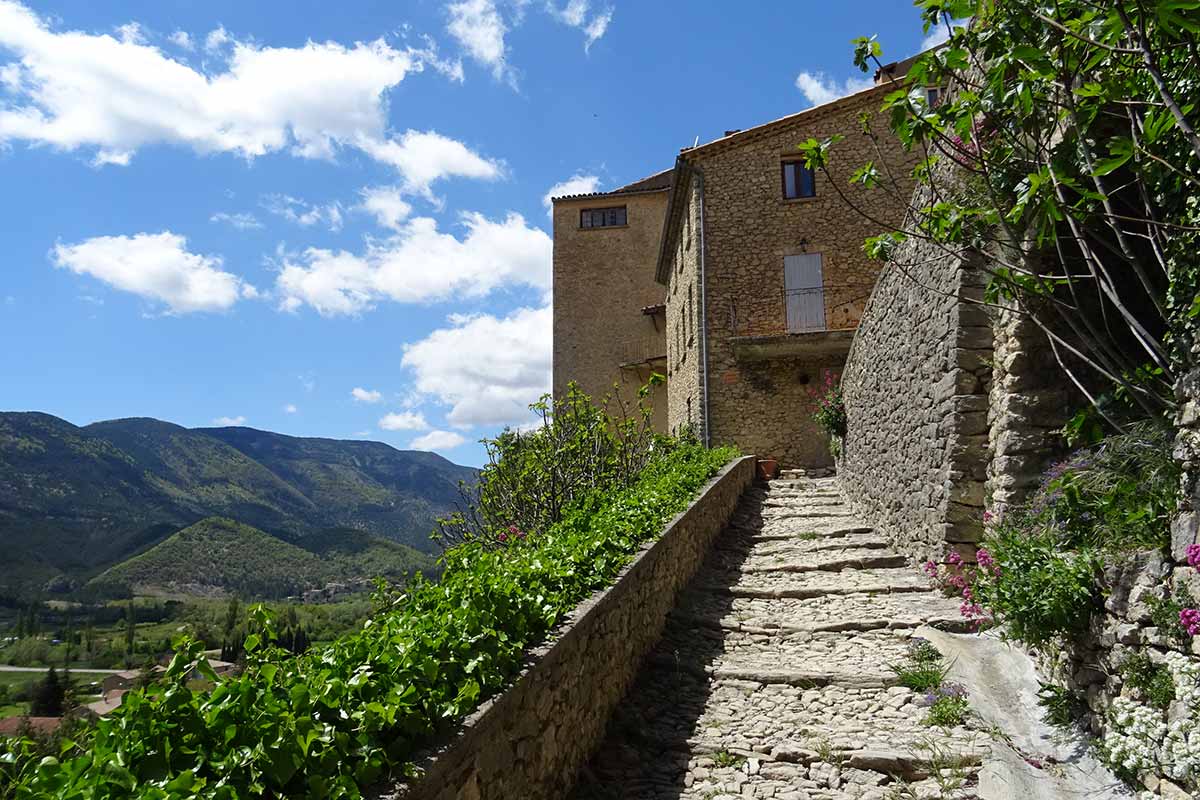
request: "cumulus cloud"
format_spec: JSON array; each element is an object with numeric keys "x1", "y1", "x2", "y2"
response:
[
  {"x1": 357, "y1": 186, "x2": 412, "y2": 231},
  {"x1": 409, "y1": 429, "x2": 467, "y2": 451},
  {"x1": 261, "y1": 194, "x2": 344, "y2": 231},
  {"x1": 794, "y1": 71, "x2": 874, "y2": 107},
  {"x1": 542, "y1": 173, "x2": 600, "y2": 216},
  {"x1": 0, "y1": 2, "x2": 494, "y2": 187},
  {"x1": 357, "y1": 129, "x2": 503, "y2": 198},
  {"x1": 52, "y1": 231, "x2": 254, "y2": 313},
  {"x1": 546, "y1": 1, "x2": 613, "y2": 52},
  {"x1": 378, "y1": 410, "x2": 429, "y2": 431},
  {"x1": 276, "y1": 211, "x2": 551, "y2": 316},
  {"x1": 351, "y1": 387, "x2": 383, "y2": 403},
  {"x1": 212, "y1": 415, "x2": 246, "y2": 426},
  {"x1": 401, "y1": 304, "x2": 550, "y2": 428},
  {"x1": 210, "y1": 211, "x2": 263, "y2": 230},
  {"x1": 168, "y1": 30, "x2": 193, "y2": 50},
  {"x1": 446, "y1": 0, "x2": 511, "y2": 82}
]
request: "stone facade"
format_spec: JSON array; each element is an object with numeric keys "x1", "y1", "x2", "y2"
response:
[
  {"x1": 836, "y1": 223, "x2": 992, "y2": 561},
  {"x1": 658, "y1": 85, "x2": 919, "y2": 467},
  {"x1": 552, "y1": 176, "x2": 671, "y2": 430},
  {"x1": 382, "y1": 455, "x2": 755, "y2": 800}
]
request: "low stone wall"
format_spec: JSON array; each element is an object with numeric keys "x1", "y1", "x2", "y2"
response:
[
  {"x1": 837, "y1": 227, "x2": 992, "y2": 561},
  {"x1": 383, "y1": 455, "x2": 756, "y2": 800}
]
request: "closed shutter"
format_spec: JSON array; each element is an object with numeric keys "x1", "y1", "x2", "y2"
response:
[{"x1": 784, "y1": 254, "x2": 825, "y2": 333}]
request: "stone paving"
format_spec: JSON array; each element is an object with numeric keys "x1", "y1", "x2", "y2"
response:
[{"x1": 571, "y1": 475, "x2": 987, "y2": 800}]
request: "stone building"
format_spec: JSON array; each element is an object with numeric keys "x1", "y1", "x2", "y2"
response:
[
  {"x1": 551, "y1": 170, "x2": 673, "y2": 430},
  {"x1": 553, "y1": 76, "x2": 919, "y2": 466}
]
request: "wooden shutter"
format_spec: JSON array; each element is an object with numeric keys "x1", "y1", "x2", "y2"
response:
[{"x1": 784, "y1": 254, "x2": 825, "y2": 333}]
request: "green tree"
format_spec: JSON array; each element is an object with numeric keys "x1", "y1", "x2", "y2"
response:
[
  {"x1": 802, "y1": 0, "x2": 1200, "y2": 426},
  {"x1": 29, "y1": 667, "x2": 64, "y2": 717},
  {"x1": 123, "y1": 601, "x2": 136, "y2": 664}
]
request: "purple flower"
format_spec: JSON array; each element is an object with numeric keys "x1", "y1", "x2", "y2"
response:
[
  {"x1": 946, "y1": 551, "x2": 963, "y2": 567},
  {"x1": 922, "y1": 560, "x2": 939, "y2": 578},
  {"x1": 1181, "y1": 608, "x2": 1200, "y2": 638},
  {"x1": 982, "y1": 510, "x2": 994, "y2": 523},
  {"x1": 497, "y1": 531, "x2": 509, "y2": 544},
  {"x1": 976, "y1": 548, "x2": 994, "y2": 569},
  {"x1": 1187, "y1": 543, "x2": 1200, "y2": 569}
]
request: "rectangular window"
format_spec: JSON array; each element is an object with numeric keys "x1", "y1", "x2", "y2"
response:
[
  {"x1": 926, "y1": 87, "x2": 942, "y2": 106},
  {"x1": 784, "y1": 253, "x2": 826, "y2": 333},
  {"x1": 781, "y1": 161, "x2": 815, "y2": 199},
  {"x1": 579, "y1": 206, "x2": 627, "y2": 228}
]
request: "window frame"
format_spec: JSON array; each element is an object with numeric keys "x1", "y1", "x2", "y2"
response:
[
  {"x1": 780, "y1": 160, "x2": 816, "y2": 200},
  {"x1": 579, "y1": 205, "x2": 628, "y2": 229}
]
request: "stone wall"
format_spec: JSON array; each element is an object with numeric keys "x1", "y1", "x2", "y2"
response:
[
  {"x1": 660, "y1": 86, "x2": 919, "y2": 467},
  {"x1": 837, "y1": 232, "x2": 992, "y2": 561},
  {"x1": 383, "y1": 455, "x2": 756, "y2": 800},
  {"x1": 664, "y1": 175, "x2": 705, "y2": 439},
  {"x1": 552, "y1": 188, "x2": 670, "y2": 431}
]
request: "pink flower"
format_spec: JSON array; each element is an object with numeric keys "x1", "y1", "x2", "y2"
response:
[
  {"x1": 976, "y1": 548, "x2": 995, "y2": 572},
  {"x1": 922, "y1": 560, "x2": 939, "y2": 578},
  {"x1": 1181, "y1": 608, "x2": 1200, "y2": 638},
  {"x1": 1187, "y1": 543, "x2": 1200, "y2": 569},
  {"x1": 982, "y1": 510, "x2": 994, "y2": 523},
  {"x1": 516, "y1": 529, "x2": 527, "y2": 540},
  {"x1": 497, "y1": 531, "x2": 509, "y2": 544},
  {"x1": 508, "y1": 524, "x2": 519, "y2": 535},
  {"x1": 948, "y1": 574, "x2": 968, "y2": 590},
  {"x1": 946, "y1": 551, "x2": 963, "y2": 567}
]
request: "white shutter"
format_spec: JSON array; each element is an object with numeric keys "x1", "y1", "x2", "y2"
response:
[{"x1": 784, "y1": 254, "x2": 825, "y2": 333}]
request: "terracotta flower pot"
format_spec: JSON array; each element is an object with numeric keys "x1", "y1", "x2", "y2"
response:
[{"x1": 756, "y1": 458, "x2": 778, "y2": 480}]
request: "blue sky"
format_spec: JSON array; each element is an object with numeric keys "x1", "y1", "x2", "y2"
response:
[{"x1": 0, "y1": 0, "x2": 940, "y2": 466}]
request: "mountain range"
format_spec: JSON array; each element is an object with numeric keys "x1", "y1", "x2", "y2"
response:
[{"x1": 0, "y1": 412, "x2": 477, "y2": 597}]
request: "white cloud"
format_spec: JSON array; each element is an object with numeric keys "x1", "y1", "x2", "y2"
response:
[
  {"x1": 261, "y1": 194, "x2": 344, "y2": 231},
  {"x1": 446, "y1": 0, "x2": 511, "y2": 82},
  {"x1": 358, "y1": 186, "x2": 413, "y2": 231},
  {"x1": 794, "y1": 71, "x2": 874, "y2": 107},
  {"x1": 546, "y1": 1, "x2": 613, "y2": 52},
  {"x1": 276, "y1": 210, "x2": 551, "y2": 316},
  {"x1": 168, "y1": 30, "x2": 193, "y2": 50},
  {"x1": 210, "y1": 211, "x2": 263, "y2": 230},
  {"x1": 351, "y1": 387, "x2": 383, "y2": 403},
  {"x1": 356, "y1": 129, "x2": 503, "y2": 198},
  {"x1": 543, "y1": 173, "x2": 600, "y2": 216},
  {"x1": 204, "y1": 26, "x2": 230, "y2": 53},
  {"x1": 920, "y1": 19, "x2": 968, "y2": 51},
  {"x1": 212, "y1": 415, "x2": 246, "y2": 426},
  {"x1": 401, "y1": 304, "x2": 550, "y2": 428},
  {"x1": 409, "y1": 429, "x2": 467, "y2": 451},
  {"x1": 283, "y1": 403, "x2": 298, "y2": 414},
  {"x1": 52, "y1": 231, "x2": 254, "y2": 313},
  {"x1": 378, "y1": 410, "x2": 429, "y2": 431},
  {"x1": 115, "y1": 22, "x2": 145, "y2": 46},
  {"x1": 0, "y1": 2, "x2": 493, "y2": 188}
]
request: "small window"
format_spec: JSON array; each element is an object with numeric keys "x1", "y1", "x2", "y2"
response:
[
  {"x1": 926, "y1": 87, "x2": 942, "y2": 106},
  {"x1": 781, "y1": 161, "x2": 815, "y2": 200},
  {"x1": 579, "y1": 206, "x2": 627, "y2": 228}
]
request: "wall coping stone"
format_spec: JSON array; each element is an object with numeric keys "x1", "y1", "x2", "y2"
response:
[{"x1": 376, "y1": 454, "x2": 757, "y2": 800}]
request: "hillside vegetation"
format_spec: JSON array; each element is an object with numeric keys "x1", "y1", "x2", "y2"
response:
[
  {"x1": 0, "y1": 413, "x2": 474, "y2": 594},
  {"x1": 86, "y1": 518, "x2": 432, "y2": 599}
]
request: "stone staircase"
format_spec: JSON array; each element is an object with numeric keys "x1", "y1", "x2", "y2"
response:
[{"x1": 569, "y1": 474, "x2": 988, "y2": 800}]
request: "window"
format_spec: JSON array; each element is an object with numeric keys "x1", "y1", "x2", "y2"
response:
[
  {"x1": 579, "y1": 206, "x2": 627, "y2": 228},
  {"x1": 926, "y1": 87, "x2": 943, "y2": 106},
  {"x1": 781, "y1": 161, "x2": 815, "y2": 199}
]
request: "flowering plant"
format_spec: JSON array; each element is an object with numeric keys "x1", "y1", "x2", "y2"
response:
[{"x1": 809, "y1": 371, "x2": 846, "y2": 447}]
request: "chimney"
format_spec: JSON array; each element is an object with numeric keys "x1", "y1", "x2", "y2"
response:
[{"x1": 724, "y1": 129, "x2": 741, "y2": 137}]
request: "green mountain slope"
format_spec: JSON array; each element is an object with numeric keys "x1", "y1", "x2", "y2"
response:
[
  {"x1": 0, "y1": 412, "x2": 473, "y2": 595},
  {"x1": 87, "y1": 518, "x2": 432, "y2": 599}
]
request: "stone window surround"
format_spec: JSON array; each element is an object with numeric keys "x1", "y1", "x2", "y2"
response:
[
  {"x1": 578, "y1": 205, "x2": 628, "y2": 230},
  {"x1": 780, "y1": 156, "x2": 817, "y2": 200}
]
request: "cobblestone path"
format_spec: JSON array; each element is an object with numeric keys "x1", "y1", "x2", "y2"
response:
[{"x1": 571, "y1": 474, "x2": 988, "y2": 800}]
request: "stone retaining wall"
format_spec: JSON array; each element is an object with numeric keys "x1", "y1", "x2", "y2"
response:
[
  {"x1": 383, "y1": 455, "x2": 756, "y2": 800},
  {"x1": 836, "y1": 225, "x2": 992, "y2": 561}
]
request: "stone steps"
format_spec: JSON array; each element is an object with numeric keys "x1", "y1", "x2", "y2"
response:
[{"x1": 571, "y1": 478, "x2": 985, "y2": 800}]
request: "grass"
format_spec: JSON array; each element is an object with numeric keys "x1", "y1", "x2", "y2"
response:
[
  {"x1": 924, "y1": 695, "x2": 970, "y2": 727},
  {"x1": 711, "y1": 750, "x2": 745, "y2": 769},
  {"x1": 889, "y1": 639, "x2": 950, "y2": 692},
  {"x1": 1036, "y1": 681, "x2": 1087, "y2": 728}
]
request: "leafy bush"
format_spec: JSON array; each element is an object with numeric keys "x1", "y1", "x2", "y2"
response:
[
  {"x1": 2, "y1": 428, "x2": 736, "y2": 798},
  {"x1": 968, "y1": 524, "x2": 1099, "y2": 646},
  {"x1": 1028, "y1": 423, "x2": 1178, "y2": 553},
  {"x1": 808, "y1": 372, "x2": 846, "y2": 441},
  {"x1": 435, "y1": 381, "x2": 666, "y2": 550},
  {"x1": 1121, "y1": 653, "x2": 1175, "y2": 710}
]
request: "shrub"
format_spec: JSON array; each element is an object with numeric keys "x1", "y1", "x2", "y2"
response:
[
  {"x1": 920, "y1": 684, "x2": 970, "y2": 728},
  {"x1": 435, "y1": 380, "x2": 666, "y2": 550},
  {"x1": 1121, "y1": 653, "x2": 1175, "y2": 710},
  {"x1": 968, "y1": 523, "x2": 1099, "y2": 646},
  {"x1": 808, "y1": 371, "x2": 846, "y2": 443},
  {"x1": 3, "y1": 424, "x2": 737, "y2": 798}
]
